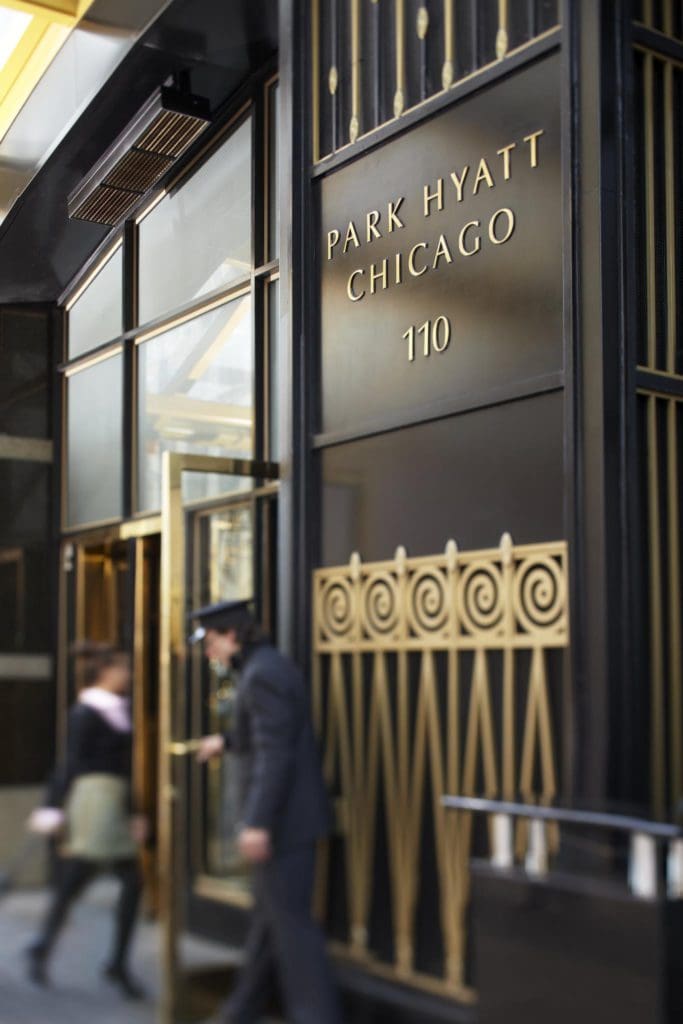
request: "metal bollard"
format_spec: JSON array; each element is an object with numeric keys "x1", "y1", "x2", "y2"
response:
[
  {"x1": 525, "y1": 817, "x2": 549, "y2": 878},
  {"x1": 666, "y1": 838, "x2": 683, "y2": 899},
  {"x1": 628, "y1": 832, "x2": 657, "y2": 898},
  {"x1": 491, "y1": 813, "x2": 514, "y2": 869}
]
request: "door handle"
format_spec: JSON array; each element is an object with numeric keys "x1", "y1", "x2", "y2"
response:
[{"x1": 167, "y1": 739, "x2": 204, "y2": 756}]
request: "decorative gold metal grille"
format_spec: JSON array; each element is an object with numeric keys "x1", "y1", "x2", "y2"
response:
[
  {"x1": 634, "y1": 37, "x2": 683, "y2": 819},
  {"x1": 311, "y1": 0, "x2": 560, "y2": 163},
  {"x1": 312, "y1": 534, "x2": 569, "y2": 998}
]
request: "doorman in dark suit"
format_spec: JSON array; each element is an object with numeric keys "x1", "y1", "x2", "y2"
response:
[{"x1": 192, "y1": 600, "x2": 342, "y2": 1024}]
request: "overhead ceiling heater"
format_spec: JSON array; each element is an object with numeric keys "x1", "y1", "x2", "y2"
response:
[{"x1": 68, "y1": 86, "x2": 211, "y2": 227}]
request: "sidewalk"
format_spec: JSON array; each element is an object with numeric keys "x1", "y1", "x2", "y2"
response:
[{"x1": 0, "y1": 879, "x2": 233, "y2": 1024}]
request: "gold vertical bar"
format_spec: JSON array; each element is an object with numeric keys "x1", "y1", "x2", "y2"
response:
[
  {"x1": 312, "y1": 0, "x2": 321, "y2": 163},
  {"x1": 132, "y1": 537, "x2": 146, "y2": 815},
  {"x1": 57, "y1": 544, "x2": 70, "y2": 759},
  {"x1": 158, "y1": 451, "x2": 183, "y2": 1024},
  {"x1": 501, "y1": 537, "x2": 515, "y2": 800},
  {"x1": 663, "y1": 0, "x2": 673, "y2": 36},
  {"x1": 664, "y1": 60, "x2": 676, "y2": 376},
  {"x1": 647, "y1": 396, "x2": 665, "y2": 818},
  {"x1": 442, "y1": 0, "x2": 454, "y2": 88},
  {"x1": 663, "y1": 57, "x2": 680, "y2": 807},
  {"x1": 667, "y1": 400, "x2": 682, "y2": 806},
  {"x1": 643, "y1": 0, "x2": 653, "y2": 27},
  {"x1": 393, "y1": 0, "x2": 405, "y2": 116},
  {"x1": 496, "y1": 0, "x2": 509, "y2": 59},
  {"x1": 644, "y1": 53, "x2": 657, "y2": 369},
  {"x1": 350, "y1": 0, "x2": 361, "y2": 142}
]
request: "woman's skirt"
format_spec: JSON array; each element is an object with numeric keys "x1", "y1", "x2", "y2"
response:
[{"x1": 63, "y1": 774, "x2": 137, "y2": 861}]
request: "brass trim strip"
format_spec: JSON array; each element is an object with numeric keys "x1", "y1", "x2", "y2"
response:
[
  {"x1": 64, "y1": 238, "x2": 122, "y2": 311},
  {"x1": 63, "y1": 344, "x2": 123, "y2": 377},
  {"x1": 0, "y1": 434, "x2": 52, "y2": 463},
  {"x1": 634, "y1": 41, "x2": 683, "y2": 67},
  {"x1": 134, "y1": 285, "x2": 252, "y2": 345}
]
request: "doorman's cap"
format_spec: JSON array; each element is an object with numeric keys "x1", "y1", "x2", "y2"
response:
[{"x1": 187, "y1": 599, "x2": 254, "y2": 644}]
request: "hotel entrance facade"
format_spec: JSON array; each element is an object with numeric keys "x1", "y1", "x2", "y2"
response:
[{"x1": 0, "y1": 1, "x2": 681, "y2": 1021}]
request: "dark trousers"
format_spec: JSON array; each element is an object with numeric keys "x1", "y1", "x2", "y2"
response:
[
  {"x1": 33, "y1": 856, "x2": 142, "y2": 969},
  {"x1": 225, "y1": 845, "x2": 342, "y2": 1024}
]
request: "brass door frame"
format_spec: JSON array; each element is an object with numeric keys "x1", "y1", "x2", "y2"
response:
[{"x1": 158, "y1": 451, "x2": 278, "y2": 1024}]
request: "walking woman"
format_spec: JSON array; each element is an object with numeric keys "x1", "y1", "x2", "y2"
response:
[{"x1": 26, "y1": 642, "x2": 146, "y2": 999}]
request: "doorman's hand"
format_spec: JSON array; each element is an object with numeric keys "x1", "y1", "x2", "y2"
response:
[
  {"x1": 129, "y1": 814, "x2": 149, "y2": 845},
  {"x1": 238, "y1": 827, "x2": 272, "y2": 864},
  {"x1": 196, "y1": 734, "x2": 226, "y2": 763}
]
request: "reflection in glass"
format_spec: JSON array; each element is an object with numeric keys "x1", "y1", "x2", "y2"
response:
[
  {"x1": 67, "y1": 354, "x2": 122, "y2": 525},
  {"x1": 267, "y1": 82, "x2": 279, "y2": 262},
  {"x1": 137, "y1": 293, "x2": 254, "y2": 512},
  {"x1": 138, "y1": 118, "x2": 252, "y2": 325},
  {"x1": 68, "y1": 246, "x2": 123, "y2": 359},
  {"x1": 199, "y1": 505, "x2": 254, "y2": 882}
]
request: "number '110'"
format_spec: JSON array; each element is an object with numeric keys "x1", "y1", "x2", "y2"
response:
[{"x1": 402, "y1": 316, "x2": 452, "y2": 362}]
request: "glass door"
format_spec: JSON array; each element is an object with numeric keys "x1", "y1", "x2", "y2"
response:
[{"x1": 158, "y1": 452, "x2": 278, "y2": 1024}]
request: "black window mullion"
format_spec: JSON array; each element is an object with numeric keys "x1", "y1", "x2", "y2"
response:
[{"x1": 122, "y1": 221, "x2": 136, "y2": 518}]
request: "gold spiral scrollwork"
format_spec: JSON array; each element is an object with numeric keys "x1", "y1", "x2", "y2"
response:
[
  {"x1": 362, "y1": 572, "x2": 400, "y2": 639},
  {"x1": 513, "y1": 556, "x2": 566, "y2": 635},
  {"x1": 320, "y1": 577, "x2": 355, "y2": 640},
  {"x1": 407, "y1": 568, "x2": 449, "y2": 636},
  {"x1": 458, "y1": 562, "x2": 504, "y2": 637}
]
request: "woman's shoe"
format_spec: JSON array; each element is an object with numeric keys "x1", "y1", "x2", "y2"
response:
[
  {"x1": 25, "y1": 944, "x2": 49, "y2": 986},
  {"x1": 103, "y1": 963, "x2": 146, "y2": 1000}
]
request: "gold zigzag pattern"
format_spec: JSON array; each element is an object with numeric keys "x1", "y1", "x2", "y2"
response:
[{"x1": 312, "y1": 534, "x2": 569, "y2": 999}]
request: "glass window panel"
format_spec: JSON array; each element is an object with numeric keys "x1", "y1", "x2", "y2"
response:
[
  {"x1": 197, "y1": 505, "x2": 254, "y2": 883},
  {"x1": 267, "y1": 82, "x2": 279, "y2": 262},
  {"x1": 138, "y1": 118, "x2": 252, "y2": 325},
  {"x1": 137, "y1": 293, "x2": 254, "y2": 512},
  {"x1": 67, "y1": 354, "x2": 123, "y2": 526},
  {"x1": 267, "y1": 277, "x2": 280, "y2": 460},
  {"x1": 68, "y1": 246, "x2": 123, "y2": 359}
]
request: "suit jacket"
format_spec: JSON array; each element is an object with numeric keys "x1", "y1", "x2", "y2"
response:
[{"x1": 227, "y1": 644, "x2": 332, "y2": 851}]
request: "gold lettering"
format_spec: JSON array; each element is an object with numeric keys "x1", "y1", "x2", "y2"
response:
[
  {"x1": 366, "y1": 209, "x2": 381, "y2": 242},
  {"x1": 347, "y1": 268, "x2": 365, "y2": 301},
  {"x1": 423, "y1": 178, "x2": 444, "y2": 217},
  {"x1": 343, "y1": 220, "x2": 361, "y2": 253},
  {"x1": 388, "y1": 197, "x2": 405, "y2": 231},
  {"x1": 450, "y1": 166, "x2": 469, "y2": 202},
  {"x1": 432, "y1": 233, "x2": 453, "y2": 269},
  {"x1": 408, "y1": 242, "x2": 428, "y2": 276},
  {"x1": 327, "y1": 228, "x2": 340, "y2": 261},
  {"x1": 524, "y1": 129, "x2": 544, "y2": 168},
  {"x1": 497, "y1": 142, "x2": 516, "y2": 180},
  {"x1": 394, "y1": 251, "x2": 403, "y2": 284},
  {"x1": 472, "y1": 158, "x2": 495, "y2": 195},
  {"x1": 489, "y1": 207, "x2": 515, "y2": 244},
  {"x1": 458, "y1": 220, "x2": 481, "y2": 256},
  {"x1": 370, "y1": 259, "x2": 388, "y2": 294}
]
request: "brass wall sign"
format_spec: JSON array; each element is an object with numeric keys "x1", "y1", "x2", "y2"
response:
[{"x1": 318, "y1": 53, "x2": 562, "y2": 435}]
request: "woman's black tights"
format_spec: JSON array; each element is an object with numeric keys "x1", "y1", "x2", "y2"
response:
[{"x1": 32, "y1": 856, "x2": 142, "y2": 970}]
